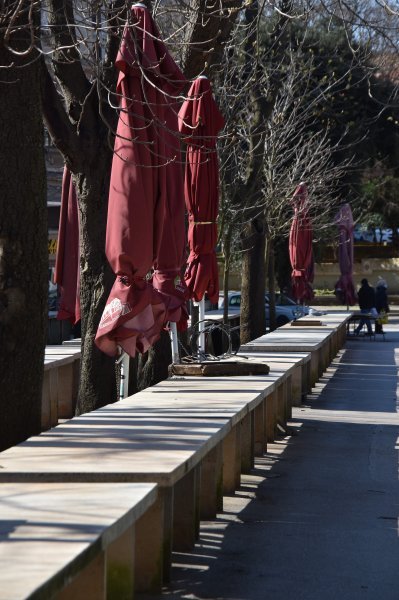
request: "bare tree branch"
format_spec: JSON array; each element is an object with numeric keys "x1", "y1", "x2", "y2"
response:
[
  {"x1": 40, "y1": 57, "x2": 82, "y2": 169},
  {"x1": 182, "y1": 0, "x2": 244, "y2": 78},
  {"x1": 46, "y1": 0, "x2": 91, "y2": 121}
]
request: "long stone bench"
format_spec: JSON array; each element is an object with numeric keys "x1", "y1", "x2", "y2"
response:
[
  {"x1": 284, "y1": 312, "x2": 351, "y2": 358},
  {"x1": 130, "y1": 365, "x2": 291, "y2": 484},
  {"x1": 241, "y1": 331, "x2": 329, "y2": 386},
  {"x1": 0, "y1": 481, "x2": 157, "y2": 599},
  {"x1": 241, "y1": 313, "x2": 350, "y2": 388},
  {"x1": 0, "y1": 410, "x2": 237, "y2": 590},
  {"x1": 2, "y1": 343, "x2": 319, "y2": 597},
  {"x1": 0, "y1": 355, "x2": 303, "y2": 591},
  {"x1": 170, "y1": 352, "x2": 308, "y2": 427},
  {"x1": 240, "y1": 312, "x2": 347, "y2": 386},
  {"x1": 43, "y1": 346, "x2": 81, "y2": 429},
  {"x1": 236, "y1": 350, "x2": 312, "y2": 406}
]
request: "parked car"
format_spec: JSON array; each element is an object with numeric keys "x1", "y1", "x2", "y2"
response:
[{"x1": 218, "y1": 291, "x2": 311, "y2": 327}]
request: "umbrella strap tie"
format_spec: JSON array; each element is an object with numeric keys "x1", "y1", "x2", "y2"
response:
[{"x1": 192, "y1": 221, "x2": 216, "y2": 225}]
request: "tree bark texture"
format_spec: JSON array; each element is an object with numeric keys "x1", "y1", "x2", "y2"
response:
[
  {"x1": 41, "y1": 0, "x2": 120, "y2": 414},
  {"x1": 238, "y1": 2, "x2": 267, "y2": 345},
  {"x1": 0, "y1": 4, "x2": 47, "y2": 450},
  {"x1": 274, "y1": 235, "x2": 292, "y2": 295},
  {"x1": 267, "y1": 237, "x2": 277, "y2": 331},
  {"x1": 74, "y1": 165, "x2": 118, "y2": 415},
  {"x1": 42, "y1": 98, "x2": 118, "y2": 415},
  {"x1": 182, "y1": 0, "x2": 243, "y2": 78},
  {"x1": 137, "y1": 331, "x2": 172, "y2": 391},
  {"x1": 222, "y1": 226, "x2": 232, "y2": 325},
  {"x1": 239, "y1": 1, "x2": 292, "y2": 344},
  {"x1": 240, "y1": 218, "x2": 266, "y2": 344}
]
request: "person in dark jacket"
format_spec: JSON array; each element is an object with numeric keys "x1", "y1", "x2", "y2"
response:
[
  {"x1": 375, "y1": 278, "x2": 389, "y2": 334},
  {"x1": 354, "y1": 278, "x2": 376, "y2": 335}
]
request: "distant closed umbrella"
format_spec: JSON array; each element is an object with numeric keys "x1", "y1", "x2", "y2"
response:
[
  {"x1": 54, "y1": 166, "x2": 80, "y2": 324},
  {"x1": 178, "y1": 76, "x2": 225, "y2": 304},
  {"x1": 95, "y1": 4, "x2": 186, "y2": 357},
  {"x1": 289, "y1": 182, "x2": 314, "y2": 302},
  {"x1": 334, "y1": 203, "x2": 357, "y2": 305}
]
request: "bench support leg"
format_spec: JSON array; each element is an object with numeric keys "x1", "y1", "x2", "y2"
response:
[
  {"x1": 135, "y1": 486, "x2": 172, "y2": 591},
  {"x1": 200, "y1": 443, "x2": 223, "y2": 518},
  {"x1": 254, "y1": 402, "x2": 266, "y2": 456},
  {"x1": 57, "y1": 552, "x2": 105, "y2": 600},
  {"x1": 173, "y1": 466, "x2": 200, "y2": 552},
  {"x1": 305, "y1": 361, "x2": 312, "y2": 394},
  {"x1": 223, "y1": 425, "x2": 241, "y2": 494},
  {"x1": 240, "y1": 413, "x2": 254, "y2": 473},
  {"x1": 58, "y1": 364, "x2": 74, "y2": 419},
  {"x1": 322, "y1": 344, "x2": 330, "y2": 373},
  {"x1": 266, "y1": 393, "x2": 276, "y2": 442},
  {"x1": 310, "y1": 353, "x2": 318, "y2": 387},
  {"x1": 291, "y1": 366, "x2": 302, "y2": 406},
  {"x1": 285, "y1": 376, "x2": 292, "y2": 420},
  {"x1": 106, "y1": 524, "x2": 135, "y2": 599},
  {"x1": 41, "y1": 370, "x2": 58, "y2": 431},
  {"x1": 277, "y1": 383, "x2": 286, "y2": 428}
]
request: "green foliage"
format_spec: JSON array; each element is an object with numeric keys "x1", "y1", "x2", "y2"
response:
[
  {"x1": 362, "y1": 176, "x2": 399, "y2": 227},
  {"x1": 300, "y1": 21, "x2": 397, "y2": 167}
]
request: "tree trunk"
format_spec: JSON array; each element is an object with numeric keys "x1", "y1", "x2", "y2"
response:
[
  {"x1": 190, "y1": 300, "x2": 200, "y2": 345},
  {"x1": 222, "y1": 226, "x2": 232, "y2": 325},
  {"x1": 74, "y1": 163, "x2": 118, "y2": 414},
  {"x1": 238, "y1": 2, "x2": 267, "y2": 346},
  {"x1": 182, "y1": 0, "x2": 243, "y2": 79},
  {"x1": 0, "y1": 5, "x2": 47, "y2": 450},
  {"x1": 274, "y1": 235, "x2": 292, "y2": 295},
  {"x1": 240, "y1": 217, "x2": 266, "y2": 344},
  {"x1": 41, "y1": 0, "x2": 121, "y2": 414},
  {"x1": 137, "y1": 331, "x2": 172, "y2": 391},
  {"x1": 267, "y1": 237, "x2": 277, "y2": 331}
]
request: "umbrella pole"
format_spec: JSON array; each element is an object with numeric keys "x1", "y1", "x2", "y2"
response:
[
  {"x1": 170, "y1": 322, "x2": 180, "y2": 364},
  {"x1": 116, "y1": 350, "x2": 130, "y2": 399},
  {"x1": 198, "y1": 298, "x2": 206, "y2": 356},
  {"x1": 122, "y1": 353, "x2": 130, "y2": 398}
]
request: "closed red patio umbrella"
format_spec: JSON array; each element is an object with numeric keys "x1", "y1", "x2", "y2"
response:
[
  {"x1": 95, "y1": 3, "x2": 186, "y2": 358},
  {"x1": 334, "y1": 203, "x2": 357, "y2": 305},
  {"x1": 289, "y1": 182, "x2": 314, "y2": 302},
  {"x1": 178, "y1": 76, "x2": 225, "y2": 305},
  {"x1": 54, "y1": 166, "x2": 80, "y2": 324},
  {"x1": 151, "y1": 94, "x2": 188, "y2": 332}
]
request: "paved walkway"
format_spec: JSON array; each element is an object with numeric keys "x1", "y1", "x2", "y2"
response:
[{"x1": 148, "y1": 320, "x2": 399, "y2": 600}]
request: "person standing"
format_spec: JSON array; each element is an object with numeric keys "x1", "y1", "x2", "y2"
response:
[
  {"x1": 354, "y1": 278, "x2": 376, "y2": 335},
  {"x1": 375, "y1": 278, "x2": 389, "y2": 334}
]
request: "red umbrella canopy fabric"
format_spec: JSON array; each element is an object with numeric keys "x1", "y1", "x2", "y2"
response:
[
  {"x1": 334, "y1": 203, "x2": 357, "y2": 305},
  {"x1": 289, "y1": 182, "x2": 315, "y2": 302},
  {"x1": 178, "y1": 76, "x2": 225, "y2": 304},
  {"x1": 152, "y1": 92, "x2": 188, "y2": 332},
  {"x1": 95, "y1": 4, "x2": 186, "y2": 358},
  {"x1": 54, "y1": 166, "x2": 81, "y2": 324}
]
